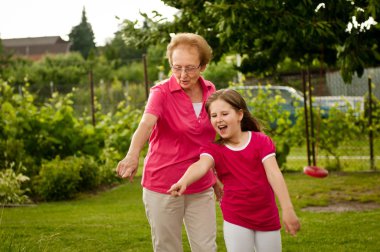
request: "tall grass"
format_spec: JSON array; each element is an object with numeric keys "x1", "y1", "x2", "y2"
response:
[{"x1": 1, "y1": 172, "x2": 379, "y2": 251}]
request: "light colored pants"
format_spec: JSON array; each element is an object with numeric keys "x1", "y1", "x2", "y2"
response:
[
  {"x1": 224, "y1": 220, "x2": 281, "y2": 252},
  {"x1": 143, "y1": 187, "x2": 217, "y2": 252}
]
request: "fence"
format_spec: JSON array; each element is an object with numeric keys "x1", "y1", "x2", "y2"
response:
[
  {"x1": 288, "y1": 70, "x2": 379, "y2": 172},
  {"x1": 29, "y1": 68, "x2": 380, "y2": 172},
  {"x1": 326, "y1": 67, "x2": 380, "y2": 99}
]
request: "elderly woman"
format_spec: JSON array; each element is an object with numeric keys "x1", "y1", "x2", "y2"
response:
[{"x1": 116, "y1": 33, "x2": 218, "y2": 252}]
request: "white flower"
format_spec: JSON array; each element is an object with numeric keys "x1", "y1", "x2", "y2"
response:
[
  {"x1": 360, "y1": 23, "x2": 366, "y2": 32},
  {"x1": 345, "y1": 22, "x2": 353, "y2": 33},
  {"x1": 356, "y1": 7, "x2": 364, "y2": 12},
  {"x1": 315, "y1": 3, "x2": 325, "y2": 13},
  {"x1": 367, "y1": 16, "x2": 377, "y2": 25},
  {"x1": 363, "y1": 16, "x2": 378, "y2": 30},
  {"x1": 359, "y1": 16, "x2": 378, "y2": 32},
  {"x1": 352, "y1": 16, "x2": 359, "y2": 29},
  {"x1": 345, "y1": 16, "x2": 378, "y2": 33}
]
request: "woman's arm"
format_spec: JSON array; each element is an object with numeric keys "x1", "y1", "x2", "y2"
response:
[
  {"x1": 263, "y1": 156, "x2": 301, "y2": 236},
  {"x1": 116, "y1": 113, "x2": 157, "y2": 181},
  {"x1": 168, "y1": 155, "x2": 214, "y2": 196}
]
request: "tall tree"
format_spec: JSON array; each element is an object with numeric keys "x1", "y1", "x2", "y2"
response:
[
  {"x1": 120, "y1": 0, "x2": 380, "y2": 83},
  {"x1": 69, "y1": 7, "x2": 96, "y2": 59},
  {"x1": 103, "y1": 31, "x2": 144, "y2": 68}
]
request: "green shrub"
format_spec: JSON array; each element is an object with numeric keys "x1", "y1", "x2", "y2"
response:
[
  {"x1": 104, "y1": 102, "x2": 143, "y2": 155},
  {"x1": 364, "y1": 93, "x2": 380, "y2": 137},
  {"x1": 317, "y1": 106, "x2": 362, "y2": 170},
  {"x1": 0, "y1": 167, "x2": 30, "y2": 204},
  {"x1": 36, "y1": 157, "x2": 82, "y2": 201},
  {"x1": 0, "y1": 80, "x2": 105, "y2": 179},
  {"x1": 0, "y1": 80, "x2": 38, "y2": 173},
  {"x1": 98, "y1": 147, "x2": 123, "y2": 186},
  {"x1": 35, "y1": 155, "x2": 105, "y2": 201},
  {"x1": 78, "y1": 156, "x2": 100, "y2": 191}
]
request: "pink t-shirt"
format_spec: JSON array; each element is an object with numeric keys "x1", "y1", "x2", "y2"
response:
[
  {"x1": 201, "y1": 131, "x2": 281, "y2": 231},
  {"x1": 142, "y1": 75, "x2": 216, "y2": 194}
]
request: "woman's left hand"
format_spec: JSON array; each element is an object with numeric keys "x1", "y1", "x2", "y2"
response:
[{"x1": 213, "y1": 178, "x2": 224, "y2": 201}]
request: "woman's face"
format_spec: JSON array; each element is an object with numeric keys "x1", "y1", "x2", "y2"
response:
[
  {"x1": 171, "y1": 45, "x2": 206, "y2": 91},
  {"x1": 209, "y1": 99, "x2": 243, "y2": 140}
]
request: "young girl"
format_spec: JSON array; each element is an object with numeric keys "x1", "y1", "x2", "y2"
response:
[{"x1": 168, "y1": 89, "x2": 300, "y2": 252}]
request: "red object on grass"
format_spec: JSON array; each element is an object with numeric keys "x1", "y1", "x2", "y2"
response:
[{"x1": 303, "y1": 166, "x2": 328, "y2": 178}]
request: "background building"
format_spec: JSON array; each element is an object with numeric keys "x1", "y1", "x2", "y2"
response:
[{"x1": 1, "y1": 36, "x2": 71, "y2": 61}]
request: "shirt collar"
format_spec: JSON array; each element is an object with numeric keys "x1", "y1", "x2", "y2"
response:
[{"x1": 168, "y1": 75, "x2": 213, "y2": 95}]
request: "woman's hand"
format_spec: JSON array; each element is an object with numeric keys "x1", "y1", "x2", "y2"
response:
[
  {"x1": 116, "y1": 154, "x2": 139, "y2": 182},
  {"x1": 213, "y1": 178, "x2": 224, "y2": 201},
  {"x1": 282, "y1": 208, "x2": 301, "y2": 236}
]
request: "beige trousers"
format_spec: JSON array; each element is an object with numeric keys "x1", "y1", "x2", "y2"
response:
[{"x1": 143, "y1": 187, "x2": 217, "y2": 252}]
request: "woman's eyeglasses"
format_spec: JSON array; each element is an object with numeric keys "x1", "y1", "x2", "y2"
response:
[{"x1": 171, "y1": 65, "x2": 201, "y2": 74}]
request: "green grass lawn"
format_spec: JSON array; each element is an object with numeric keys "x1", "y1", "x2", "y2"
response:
[{"x1": 1, "y1": 172, "x2": 380, "y2": 252}]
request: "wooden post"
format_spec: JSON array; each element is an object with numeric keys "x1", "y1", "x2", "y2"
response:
[
  {"x1": 368, "y1": 77, "x2": 375, "y2": 170},
  {"x1": 89, "y1": 69, "x2": 95, "y2": 126},
  {"x1": 302, "y1": 70, "x2": 311, "y2": 166},
  {"x1": 308, "y1": 68, "x2": 316, "y2": 166},
  {"x1": 143, "y1": 54, "x2": 149, "y2": 100}
]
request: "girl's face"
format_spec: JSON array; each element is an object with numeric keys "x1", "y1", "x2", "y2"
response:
[
  {"x1": 171, "y1": 45, "x2": 206, "y2": 91},
  {"x1": 209, "y1": 99, "x2": 243, "y2": 140}
]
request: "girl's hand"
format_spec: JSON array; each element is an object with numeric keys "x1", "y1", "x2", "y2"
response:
[
  {"x1": 116, "y1": 154, "x2": 139, "y2": 182},
  {"x1": 167, "y1": 183, "x2": 187, "y2": 196},
  {"x1": 282, "y1": 208, "x2": 301, "y2": 236}
]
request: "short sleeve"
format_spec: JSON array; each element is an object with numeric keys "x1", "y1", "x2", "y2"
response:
[
  {"x1": 200, "y1": 142, "x2": 220, "y2": 164},
  {"x1": 144, "y1": 87, "x2": 164, "y2": 118},
  {"x1": 259, "y1": 134, "x2": 276, "y2": 162}
]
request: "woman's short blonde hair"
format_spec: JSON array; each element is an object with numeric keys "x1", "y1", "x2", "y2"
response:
[{"x1": 166, "y1": 33, "x2": 212, "y2": 66}]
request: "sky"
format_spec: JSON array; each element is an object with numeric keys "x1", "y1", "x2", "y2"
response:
[{"x1": 0, "y1": 0, "x2": 178, "y2": 46}]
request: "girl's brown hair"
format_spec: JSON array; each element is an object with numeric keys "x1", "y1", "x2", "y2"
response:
[
  {"x1": 205, "y1": 89, "x2": 262, "y2": 133},
  {"x1": 166, "y1": 33, "x2": 212, "y2": 66}
]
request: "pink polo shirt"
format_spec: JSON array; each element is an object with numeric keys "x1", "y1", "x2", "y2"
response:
[{"x1": 142, "y1": 75, "x2": 216, "y2": 194}]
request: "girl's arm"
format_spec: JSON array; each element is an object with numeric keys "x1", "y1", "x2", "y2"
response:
[
  {"x1": 263, "y1": 156, "x2": 301, "y2": 236},
  {"x1": 168, "y1": 155, "x2": 214, "y2": 196}
]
